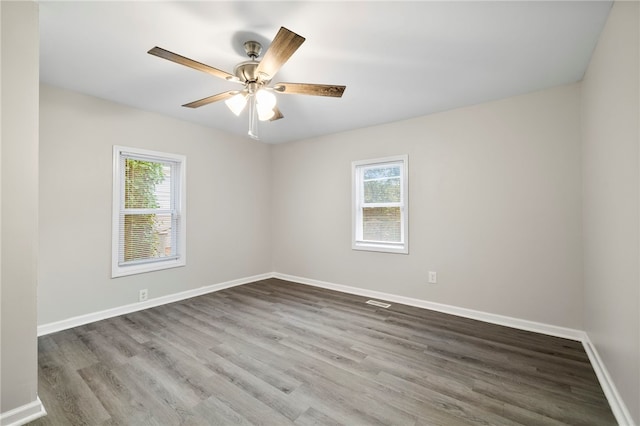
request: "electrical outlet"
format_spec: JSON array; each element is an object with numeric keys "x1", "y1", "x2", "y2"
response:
[
  {"x1": 139, "y1": 289, "x2": 148, "y2": 302},
  {"x1": 428, "y1": 271, "x2": 437, "y2": 284}
]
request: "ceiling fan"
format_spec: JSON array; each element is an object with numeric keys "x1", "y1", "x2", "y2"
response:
[{"x1": 148, "y1": 27, "x2": 346, "y2": 140}]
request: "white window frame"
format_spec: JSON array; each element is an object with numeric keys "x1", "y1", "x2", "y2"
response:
[
  {"x1": 112, "y1": 146, "x2": 186, "y2": 278},
  {"x1": 352, "y1": 155, "x2": 408, "y2": 254}
]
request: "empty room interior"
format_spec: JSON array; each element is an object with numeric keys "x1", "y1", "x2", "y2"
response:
[{"x1": 1, "y1": 1, "x2": 640, "y2": 425}]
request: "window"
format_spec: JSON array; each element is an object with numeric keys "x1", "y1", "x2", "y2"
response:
[
  {"x1": 112, "y1": 146, "x2": 186, "y2": 277},
  {"x1": 353, "y1": 155, "x2": 408, "y2": 254}
]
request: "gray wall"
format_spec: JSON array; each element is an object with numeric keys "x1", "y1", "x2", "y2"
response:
[
  {"x1": 1, "y1": 0, "x2": 40, "y2": 414},
  {"x1": 272, "y1": 84, "x2": 584, "y2": 329},
  {"x1": 581, "y1": 1, "x2": 640, "y2": 422},
  {"x1": 38, "y1": 85, "x2": 272, "y2": 324},
  {"x1": 32, "y1": 3, "x2": 639, "y2": 422}
]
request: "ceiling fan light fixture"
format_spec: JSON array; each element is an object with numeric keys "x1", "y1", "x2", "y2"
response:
[
  {"x1": 257, "y1": 107, "x2": 276, "y2": 121},
  {"x1": 149, "y1": 26, "x2": 345, "y2": 141},
  {"x1": 256, "y1": 89, "x2": 276, "y2": 109},
  {"x1": 225, "y1": 92, "x2": 248, "y2": 116},
  {"x1": 256, "y1": 88, "x2": 276, "y2": 121},
  {"x1": 255, "y1": 88, "x2": 277, "y2": 121}
]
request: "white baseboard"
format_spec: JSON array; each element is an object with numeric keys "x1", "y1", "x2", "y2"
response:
[
  {"x1": 0, "y1": 397, "x2": 46, "y2": 426},
  {"x1": 581, "y1": 334, "x2": 635, "y2": 426},
  {"x1": 37, "y1": 273, "x2": 272, "y2": 336},
  {"x1": 39, "y1": 271, "x2": 582, "y2": 340},
  {"x1": 272, "y1": 272, "x2": 634, "y2": 426},
  {"x1": 272, "y1": 272, "x2": 584, "y2": 341},
  {"x1": 36, "y1": 271, "x2": 634, "y2": 425}
]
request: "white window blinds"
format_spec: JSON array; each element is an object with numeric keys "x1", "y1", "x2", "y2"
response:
[{"x1": 112, "y1": 147, "x2": 186, "y2": 277}]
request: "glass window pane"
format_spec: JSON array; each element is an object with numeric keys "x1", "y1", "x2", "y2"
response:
[
  {"x1": 364, "y1": 177, "x2": 400, "y2": 203},
  {"x1": 122, "y1": 213, "x2": 173, "y2": 262},
  {"x1": 124, "y1": 159, "x2": 170, "y2": 209},
  {"x1": 363, "y1": 165, "x2": 400, "y2": 180},
  {"x1": 362, "y1": 207, "x2": 401, "y2": 242},
  {"x1": 155, "y1": 164, "x2": 172, "y2": 210}
]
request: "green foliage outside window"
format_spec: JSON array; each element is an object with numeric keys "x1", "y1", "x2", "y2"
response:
[{"x1": 124, "y1": 159, "x2": 165, "y2": 262}]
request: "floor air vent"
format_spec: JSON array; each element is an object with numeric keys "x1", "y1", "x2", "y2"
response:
[{"x1": 366, "y1": 300, "x2": 391, "y2": 308}]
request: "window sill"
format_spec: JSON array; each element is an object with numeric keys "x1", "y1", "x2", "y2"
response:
[
  {"x1": 352, "y1": 241, "x2": 408, "y2": 254},
  {"x1": 112, "y1": 258, "x2": 186, "y2": 278}
]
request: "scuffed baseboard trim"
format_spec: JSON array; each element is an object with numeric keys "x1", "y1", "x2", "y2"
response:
[
  {"x1": 581, "y1": 334, "x2": 635, "y2": 426},
  {"x1": 0, "y1": 397, "x2": 46, "y2": 426},
  {"x1": 37, "y1": 273, "x2": 272, "y2": 336},
  {"x1": 272, "y1": 272, "x2": 584, "y2": 341}
]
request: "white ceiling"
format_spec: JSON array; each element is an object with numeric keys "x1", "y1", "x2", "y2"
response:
[{"x1": 38, "y1": 1, "x2": 612, "y2": 144}]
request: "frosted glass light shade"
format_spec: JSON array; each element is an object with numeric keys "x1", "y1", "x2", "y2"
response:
[
  {"x1": 256, "y1": 89, "x2": 276, "y2": 121},
  {"x1": 257, "y1": 107, "x2": 275, "y2": 121},
  {"x1": 225, "y1": 92, "x2": 248, "y2": 116},
  {"x1": 256, "y1": 89, "x2": 276, "y2": 109}
]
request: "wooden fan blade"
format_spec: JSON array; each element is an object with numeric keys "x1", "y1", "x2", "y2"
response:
[
  {"x1": 148, "y1": 47, "x2": 236, "y2": 81},
  {"x1": 256, "y1": 27, "x2": 305, "y2": 82},
  {"x1": 182, "y1": 91, "x2": 236, "y2": 108},
  {"x1": 270, "y1": 106, "x2": 284, "y2": 121},
  {"x1": 273, "y1": 82, "x2": 346, "y2": 98}
]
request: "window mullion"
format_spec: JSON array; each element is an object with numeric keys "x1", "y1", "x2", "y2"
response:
[
  {"x1": 362, "y1": 202, "x2": 402, "y2": 208},
  {"x1": 123, "y1": 208, "x2": 172, "y2": 215}
]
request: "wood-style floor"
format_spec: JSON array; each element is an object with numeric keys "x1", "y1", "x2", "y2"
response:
[{"x1": 30, "y1": 278, "x2": 615, "y2": 425}]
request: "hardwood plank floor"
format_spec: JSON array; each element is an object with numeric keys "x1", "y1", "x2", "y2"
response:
[{"x1": 30, "y1": 278, "x2": 616, "y2": 425}]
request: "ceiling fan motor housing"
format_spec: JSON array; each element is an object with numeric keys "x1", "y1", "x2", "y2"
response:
[{"x1": 233, "y1": 60, "x2": 260, "y2": 84}]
